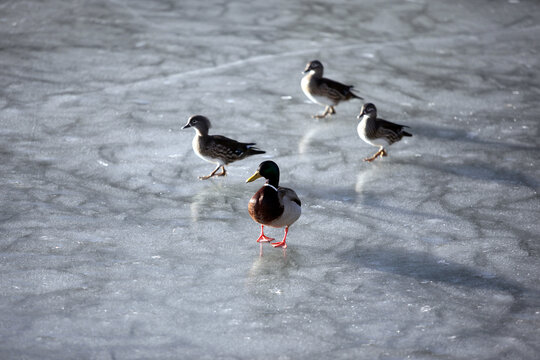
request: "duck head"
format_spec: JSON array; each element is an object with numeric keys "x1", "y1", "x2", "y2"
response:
[
  {"x1": 303, "y1": 60, "x2": 324, "y2": 76},
  {"x1": 246, "y1": 160, "x2": 280, "y2": 187},
  {"x1": 182, "y1": 115, "x2": 211, "y2": 136},
  {"x1": 358, "y1": 103, "x2": 377, "y2": 119}
]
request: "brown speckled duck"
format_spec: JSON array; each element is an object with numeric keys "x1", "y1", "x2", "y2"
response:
[
  {"x1": 182, "y1": 115, "x2": 265, "y2": 180},
  {"x1": 301, "y1": 60, "x2": 363, "y2": 118},
  {"x1": 357, "y1": 103, "x2": 412, "y2": 162}
]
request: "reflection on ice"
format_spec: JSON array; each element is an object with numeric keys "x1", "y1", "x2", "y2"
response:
[
  {"x1": 189, "y1": 182, "x2": 229, "y2": 223},
  {"x1": 248, "y1": 249, "x2": 293, "y2": 280}
]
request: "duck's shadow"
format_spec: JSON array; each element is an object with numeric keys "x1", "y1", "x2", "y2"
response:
[
  {"x1": 339, "y1": 246, "x2": 540, "y2": 309},
  {"x1": 412, "y1": 157, "x2": 539, "y2": 190},
  {"x1": 413, "y1": 123, "x2": 538, "y2": 153},
  {"x1": 410, "y1": 123, "x2": 539, "y2": 188},
  {"x1": 352, "y1": 139, "x2": 539, "y2": 193}
]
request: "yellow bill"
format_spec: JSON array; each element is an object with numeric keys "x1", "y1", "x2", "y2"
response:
[{"x1": 246, "y1": 171, "x2": 262, "y2": 183}]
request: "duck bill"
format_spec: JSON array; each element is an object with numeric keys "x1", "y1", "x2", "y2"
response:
[{"x1": 246, "y1": 171, "x2": 262, "y2": 183}]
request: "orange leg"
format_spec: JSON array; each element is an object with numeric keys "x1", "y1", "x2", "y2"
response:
[
  {"x1": 216, "y1": 166, "x2": 227, "y2": 177},
  {"x1": 257, "y1": 224, "x2": 275, "y2": 256},
  {"x1": 313, "y1": 106, "x2": 333, "y2": 119},
  {"x1": 271, "y1": 226, "x2": 289, "y2": 248},
  {"x1": 199, "y1": 165, "x2": 223, "y2": 180},
  {"x1": 363, "y1": 146, "x2": 386, "y2": 162},
  {"x1": 256, "y1": 224, "x2": 274, "y2": 243}
]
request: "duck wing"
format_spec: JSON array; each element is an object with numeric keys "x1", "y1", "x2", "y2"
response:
[
  {"x1": 207, "y1": 135, "x2": 264, "y2": 163},
  {"x1": 375, "y1": 118, "x2": 412, "y2": 144},
  {"x1": 318, "y1": 78, "x2": 361, "y2": 101},
  {"x1": 278, "y1": 187, "x2": 301, "y2": 207}
]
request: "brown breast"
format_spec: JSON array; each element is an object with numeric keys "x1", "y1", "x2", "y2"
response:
[{"x1": 248, "y1": 187, "x2": 284, "y2": 225}]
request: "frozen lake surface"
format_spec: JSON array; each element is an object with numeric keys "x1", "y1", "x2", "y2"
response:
[{"x1": 1, "y1": 0, "x2": 540, "y2": 359}]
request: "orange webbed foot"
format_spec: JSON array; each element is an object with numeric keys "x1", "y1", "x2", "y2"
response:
[
  {"x1": 257, "y1": 234, "x2": 275, "y2": 243},
  {"x1": 363, "y1": 149, "x2": 385, "y2": 162},
  {"x1": 271, "y1": 241, "x2": 287, "y2": 248}
]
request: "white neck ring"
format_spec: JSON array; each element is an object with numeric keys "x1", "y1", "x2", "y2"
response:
[{"x1": 264, "y1": 183, "x2": 278, "y2": 192}]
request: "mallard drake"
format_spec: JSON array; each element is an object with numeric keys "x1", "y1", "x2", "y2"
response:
[
  {"x1": 182, "y1": 115, "x2": 265, "y2": 180},
  {"x1": 357, "y1": 103, "x2": 412, "y2": 162},
  {"x1": 301, "y1": 60, "x2": 363, "y2": 118},
  {"x1": 246, "y1": 161, "x2": 301, "y2": 254}
]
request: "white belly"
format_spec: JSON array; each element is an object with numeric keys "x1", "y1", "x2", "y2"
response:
[
  {"x1": 357, "y1": 118, "x2": 389, "y2": 148},
  {"x1": 301, "y1": 76, "x2": 330, "y2": 106},
  {"x1": 192, "y1": 136, "x2": 223, "y2": 165},
  {"x1": 268, "y1": 200, "x2": 301, "y2": 228},
  {"x1": 303, "y1": 90, "x2": 327, "y2": 106}
]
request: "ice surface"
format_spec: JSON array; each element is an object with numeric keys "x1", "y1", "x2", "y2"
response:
[{"x1": 1, "y1": 0, "x2": 540, "y2": 359}]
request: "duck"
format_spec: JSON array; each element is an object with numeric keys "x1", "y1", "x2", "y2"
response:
[
  {"x1": 356, "y1": 103, "x2": 412, "y2": 162},
  {"x1": 301, "y1": 60, "x2": 363, "y2": 118},
  {"x1": 182, "y1": 115, "x2": 265, "y2": 180},
  {"x1": 246, "y1": 161, "x2": 301, "y2": 255}
]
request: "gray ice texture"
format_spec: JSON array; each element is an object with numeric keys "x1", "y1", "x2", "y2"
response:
[{"x1": 1, "y1": 0, "x2": 539, "y2": 359}]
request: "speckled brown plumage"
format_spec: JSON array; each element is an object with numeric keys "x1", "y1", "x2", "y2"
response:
[
  {"x1": 183, "y1": 115, "x2": 265, "y2": 179},
  {"x1": 357, "y1": 103, "x2": 412, "y2": 162},
  {"x1": 301, "y1": 60, "x2": 363, "y2": 118}
]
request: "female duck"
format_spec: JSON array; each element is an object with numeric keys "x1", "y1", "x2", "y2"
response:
[
  {"x1": 357, "y1": 103, "x2": 412, "y2": 162},
  {"x1": 182, "y1": 115, "x2": 265, "y2": 180},
  {"x1": 301, "y1": 60, "x2": 363, "y2": 118}
]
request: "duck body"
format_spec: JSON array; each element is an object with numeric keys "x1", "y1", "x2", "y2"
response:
[
  {"x1": 191, "y1": 132, "x2": 262, "y2": 167},
  {"x1": 301, "y1": 60, "x2": 363, "y2": 118},
  {"x1": 183, "y1": 115, "x2": 265, "y2": 179},
  {"x1": 301, "y1": 74, "x2": 330, "y2": 107},
  {"x1": 248, "y1": 184, "x2": 301, "y2": 229},
  {"x1": 246, "y1": 161, "x2": 301, "y2": 254},
  {"x1": 357, "y1": 103, "x2": 412, "y2": 162},
  {"x1": 301, "y1": 73, "x2": 359, "y2": 107}
]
